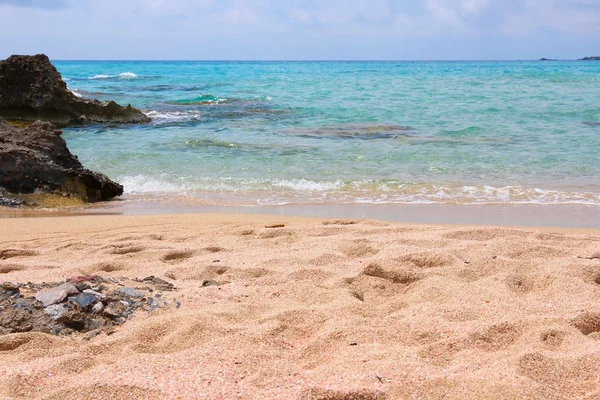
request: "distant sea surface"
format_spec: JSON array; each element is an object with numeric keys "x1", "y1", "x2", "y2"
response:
[{"x1": 55, "y1": 61, "x2": 600, "y2": 207}]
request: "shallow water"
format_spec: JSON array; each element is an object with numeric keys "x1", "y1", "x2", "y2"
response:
[{"x1": 56, "y1": 60, "x2": 600, "y2": 206}]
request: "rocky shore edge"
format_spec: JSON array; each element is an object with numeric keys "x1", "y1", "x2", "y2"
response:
[
  {"x1": 0, "y1": 54, "x2": 153, "y2": 207},
  {"x1": 0, "y1": 118, "x2": 123, "y2": 207}
]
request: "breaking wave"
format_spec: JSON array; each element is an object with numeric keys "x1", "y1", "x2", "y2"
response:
[
  {"x1": 89, "y1": 72, "x2": 139, "y2": 80},
  {"x1": 116, "y1": 176, "x2": 600, "y2": 206}
]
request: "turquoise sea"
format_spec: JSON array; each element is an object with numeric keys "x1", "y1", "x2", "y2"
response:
[{"x1": 55, "y1": 61, "x2": 600, "y2": 207}]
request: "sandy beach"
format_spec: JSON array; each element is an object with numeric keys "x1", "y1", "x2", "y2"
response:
[{"x1": 1, "y1": 213, "x2": 600, "y2": 399}]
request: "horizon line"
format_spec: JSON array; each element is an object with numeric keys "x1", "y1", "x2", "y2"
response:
[{"x1": 47, "y1": 58, "x2": 592, "y2": 62}]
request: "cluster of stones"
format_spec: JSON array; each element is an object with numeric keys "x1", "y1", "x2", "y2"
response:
[{"x1": 0, "y1": 275, "x2": 177, "y2": 339}]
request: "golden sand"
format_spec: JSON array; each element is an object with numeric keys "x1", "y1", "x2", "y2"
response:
[{"x1": 1, "y1": 213, "x2": 600, "y2": 399}]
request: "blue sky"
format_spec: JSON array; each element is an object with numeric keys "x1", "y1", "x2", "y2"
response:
[{"x1": 0, "y1": 0, "x2": 598, "y2": 60}]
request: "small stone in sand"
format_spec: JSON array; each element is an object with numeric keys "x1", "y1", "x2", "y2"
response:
[
  {"x1": 202, "y1": 280, "x2": 219, "y2": 287},
  {"x1": 44, "y1": 304, "x2": 66, "y2": 319},
  {"x1": 73, "y1": 293, "x2": 99, "y2": 309},
  {"x1": 36, "y1": 283, "x2": 79, "y2": 306},
  {"x1": 265, "y1": 224, "x2": 285, "y2": 228},
  {"x1": 119, "y1": 287, "x2": 143, "y2": 298},
  {"x1": 1, "y1": 282, "x2": 19, "y2": 291}
]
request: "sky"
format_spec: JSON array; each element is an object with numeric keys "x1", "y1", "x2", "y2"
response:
[{"x1": 0, "y1": 0, "x2": 599, "y2": 60}]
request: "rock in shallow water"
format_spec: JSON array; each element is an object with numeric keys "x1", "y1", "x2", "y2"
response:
[
  {"x1": 0, "y1": 119, "x2": 123, "y2": 203},
  {"x1": 0, "y1": 54, "x2": 150, "y2": 126}
]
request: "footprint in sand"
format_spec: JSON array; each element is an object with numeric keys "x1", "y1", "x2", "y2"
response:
[
  {"x1": 204, "y1": 246, "x2": 225, "y2": 253},
  {"x1": 0, "y1": 263, "x2": 26, "y2": 274},
  {"x1": 540, "y1": 329, "x2": 566, "y2": 349},
  {"x1": 398, "y1": 252, "x2": 454, "y2": 269},
  {"x1": 110, "y1": 245, "x2": 145, "y2": 255},
  {"x1": 0, "y1": 249, "x2": 37, "y2": 260},
  {"x1": 362, "y1": 262, "x2": 423, "y2": 285},
  {"x1": 161, "y1": 250, "x2": 195, "y2": 263},
  {"x1": 505, "y1": 274, "x2": 536, "y2": 294},
  {"x1": 300, "y1": 388, "x2": 386, "y2": 400},
  {"x1": 469, "y1": 322, "x2": 522, "y2": 351},
  {"x1": 322, "y1": 219, "x2": 360, "y2": 226},
  {"x1": 42, "y1": 385, "x2": 164, "y2": 400},
  {"x1": 259, "y1": 229, "x2": 294, "y2": 239},
  {"x1": 92, "y1": 261, "x2": 127, "y2": 273},
  {"x1": 571, "y1": 312, "x2": 600, "y2": 336},
  {"x1": 517, "y1": 352, "x2": 600, "y2": 397},
  {"x1": 339, "y1": 240, "x2": 379, "y2": 258}
]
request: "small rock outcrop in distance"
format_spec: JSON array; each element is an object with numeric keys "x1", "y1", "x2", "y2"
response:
[
  {"x1": 578, "y1": 56, "x2": 600, "y2": 61},
  {"x1": 0, "y1": 54, "x2": 150, "y2": 126},
  {"x1": 0, "y1": 118, "x2": 123, "y2": 204},
  {"x1": 539, "y1": 58, "x2": 558, "y2": 61}
]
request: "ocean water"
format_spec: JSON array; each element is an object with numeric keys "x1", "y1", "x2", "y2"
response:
[{"x1": 55, "y1": 61, "x2": 600, "y2": 207}]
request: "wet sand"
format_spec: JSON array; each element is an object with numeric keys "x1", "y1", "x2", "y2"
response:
[{"x1": 1, "y1": 213, "x2": 600, "y2": 399}]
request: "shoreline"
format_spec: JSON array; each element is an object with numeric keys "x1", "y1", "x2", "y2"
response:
[{"x1": 2, "y1": 200, "x2": 599, "y2": 229}]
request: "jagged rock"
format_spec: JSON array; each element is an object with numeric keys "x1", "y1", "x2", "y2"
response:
[
  {"x1": 35, "y1": 283, "x2": 78, "y2": 307},
  {"x1": 73, "y1": 293, "x2": 99, "y2": 309},
  {"x1": 0, "y1": 118, "x2": 123, "y2": 203},
  {"x1": 44, "y1": 304, "x2": 67, "y2": 319},
  {"x1": 0, "y1": 54, "x2": 150, "y2": 126},
  {"x1": 103, "y1": 301, "x2": 129, "y2": 319}
]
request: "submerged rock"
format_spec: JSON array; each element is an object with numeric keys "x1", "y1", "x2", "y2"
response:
[
  {"x1": 0, "y1": 118, "x2": 123, "y2": 203},
  {"x1": 0, "y1": 54, "x2": 150, "y2": 126}
]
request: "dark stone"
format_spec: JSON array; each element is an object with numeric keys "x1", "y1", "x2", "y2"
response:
[
  {"x1": 140, "y1": 276, "x2": 175, "y2": 291},
  {"x1": 119, "y1": 287, "x2": 143, "y2": 298},
  {"x1": 73, "y1": 293, "x2": 99, "y2": 309},
  {"x1": 74, "y1": 283, "x2": 89, "y2": 292},
  {"x1": 202, "y1": 280, "x2": 219, "y2": 287},
  {"x1": 56, "y1": 310, "x2": 86, "y2": 331},
  {"x1": 44, "y1": 304, "x2": 67, "y2": 319},
  {"x1": 1, "y1": 282, "x2": 19, "y2": 291},
  {"x1": 578, "y1": 56, "x2": 600, "y2": 61},
  {"x1": 0, "y1": 118, "x2": 123, "y2": 202},
  {"x1": 0, "y1": 54, "x2": 150, "y2": 126},
  {"x1": 0, "y1": 192, "x2": 24, "y2": 207},
  {"x1": 103, "y1": 301, "x2": 129, "y2": 319}
]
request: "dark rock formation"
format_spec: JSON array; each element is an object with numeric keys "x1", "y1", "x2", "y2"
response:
[
  {"x1": 0, "y1": 118, "x2": 123, "y2": 203},
  {"x1": 539, "y1": 58, "x2": 558, "y2": 61},
  {"x1": 0, "y1": 54, "x2": 150, "y2": 125},
  {"x1": 578, "y1": 56, "x2": 600, "y2": 61}
]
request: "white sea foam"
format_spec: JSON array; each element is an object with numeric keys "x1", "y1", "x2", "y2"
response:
[
  {"x1": 116, "y1": 176, "x2": 600, "y2": 206},
  {"x1": 144, "y1": 110, "x2": 205, "y2": 124},
  {"x1": 89, "y1": 74, "x2": 111, "y2": 80},
  {"x1": 117, "y1": 72, "x2": 138, "y2": 79},
  {"x1": 71, "y1": 89, "x2": 83, "y2": 98},
  {"x1": 88, "y1": 72, "x2": 139, "y2": 80}
]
